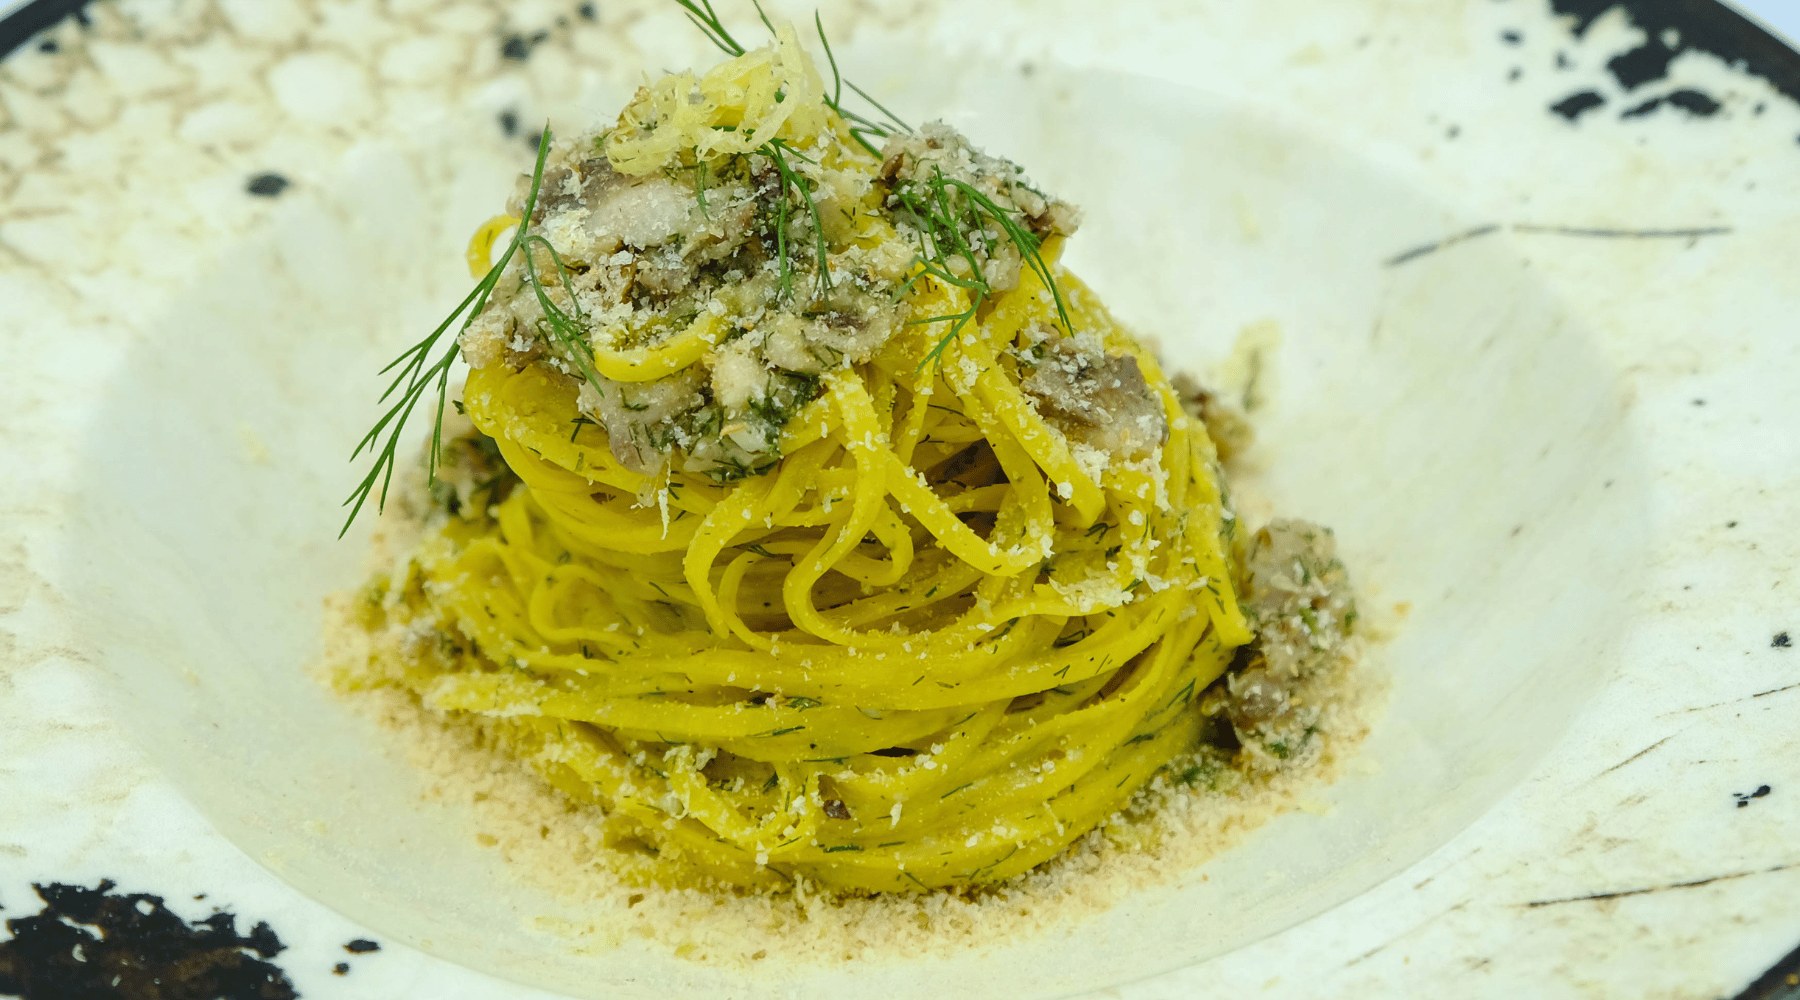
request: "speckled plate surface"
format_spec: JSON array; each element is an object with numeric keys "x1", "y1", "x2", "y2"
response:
[{"x1": 2, "y1": 2, "x2": 1798, "y2": 998}]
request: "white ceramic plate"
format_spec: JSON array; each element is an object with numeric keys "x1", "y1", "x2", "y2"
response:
[{"x1": 3, "y1": 2, "x2": 1798, "y2": 998}]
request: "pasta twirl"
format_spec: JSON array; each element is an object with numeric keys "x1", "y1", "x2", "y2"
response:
[{"x1": 331, "y1": 20, "x2": 1358, "y2": 897}]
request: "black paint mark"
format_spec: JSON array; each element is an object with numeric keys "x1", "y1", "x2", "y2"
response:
[
  {"x1": 332, "y1": 962, "x2": 350, "y2": 975},
  {"x1": 1621, "y1": 88, "x2": 1722, "y2": 118},
  {"x1": 1502, "y1": 29, "x2": 1523, "y2": 44},
  {"x1": 1727, "y1": 520, "x2": 1739, "y2": 528},
  {"x1": 1609, "y1": 38, "x2": 1679, "y2": 90},
  {"x1": 1734, "y1": 784, "x2": 1773, "y2": 808},
  {"x1": 246, "y1": 173, "x2": 291, "y2": 198},
  {"x1": 1524, "y1": 861, "x2": 1795, "y2": 907},
  {"x1": 1385, "y1": 221, "x2": 1729, "y2": 266},
  {"x1": 1447, "y1": 124, "x2": 1462, "y2": 139},
  {"x1": 1774, "y1": 632, "x2": 1791, "y2": 648},
  {"x1": 1597, "y1": 734, "x2": 1672, "y2": 775},
  {"x1": 344, "y1": 938, "x2": 380, "y2": 953},
  {"x1": 37, "y1": 39, "x2": 56, "y2": 53},
  {"x1": 1385, "y1": 224, "x2": 1501, "y2": 266},
  {"x1": 1556, "y1": 50, "x2": 1573, "y2": 69},
  {"x1": 1551, "y1": 89, "x2": 1606, "y2": 120},
  {"x1": 1550, "y1": 0, "x2": 1800, "y2": 105},
  {"x1": 1511, "y1": 222, "x2": 1731, "y2": 238},
  {"x1": 501, "y1": 30, "x2": 549, "y2": 61},
  {"x1": 499, "y1": 108, "x2": 519, "y2": 137},
  {"x1": 0, "y1": 881, "x2": 296, "y2": 1000},
  {"x1": 1508, "y1": 66, "x2": 1523, "y2": 81},
  {"x1": 578, "y1": 2, "x2": 597, "y2": 19}
]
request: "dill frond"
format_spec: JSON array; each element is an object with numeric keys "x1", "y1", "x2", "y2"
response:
[
  {"x1": 673, "y1": 0, "x2": 746, "y2": 56},
  {"x1": 893, "y1": 166, "x2": 1075, "y2": 373},
  {"x1": 766, "y1": 138, "x2": 833, "y2": 302},
  {"x1": 343, "y1": 125, "x2": 573, "y2": 534}
]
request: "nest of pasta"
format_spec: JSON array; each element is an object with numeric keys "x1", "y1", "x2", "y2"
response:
[{"x1": 331, "y1": 24, "x2": 1357, "y2": 896}]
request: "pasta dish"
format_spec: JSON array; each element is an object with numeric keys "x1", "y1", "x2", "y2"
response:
[{"x1": 328, "y1": 9, "x2": 1360, "y2": 900}]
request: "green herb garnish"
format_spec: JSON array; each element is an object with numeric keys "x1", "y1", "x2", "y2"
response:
[
  {"x1": 891, "y1": 167, "x2": 1074, "y2": 372},
  {"x1": 343, "y1": 125, "x2": 601, "y2": 534}
]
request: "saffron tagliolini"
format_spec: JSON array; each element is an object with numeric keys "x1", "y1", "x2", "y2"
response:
[{"x1": 330, "y1": 23, "x2": 1357, "y2": 895}]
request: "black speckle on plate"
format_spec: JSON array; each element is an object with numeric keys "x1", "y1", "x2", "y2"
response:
[
  {"x1": 246, "y1": 172, "x2": 290, "y2": 197},
  {"x1": 1621, "y1": 88, "x2": 1723, "y2": 118},
  {"x1": 501, "y1": 29, "x2": 550, "y2": 62},
  {"x1": 1774, "y1": 632, "x2": 1791, "y2": 648},
  {"x1": 1667, "y1": 89, "x2": 1722, "y2": 115},
  {"x1": 345, "y1": 938, "x2": 381, "y2": 954},
  {"x1": 1733, "y1": 785, "x2": 1773, "y2": 808},
  {"x1": 1550, "y1": 89, "x2": 1606, "y2": 120}
]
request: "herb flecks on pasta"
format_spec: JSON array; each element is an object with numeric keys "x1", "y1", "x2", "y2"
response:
[{"x1": 334, "y1": 22, "x2": 1356, "y2": 896}]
